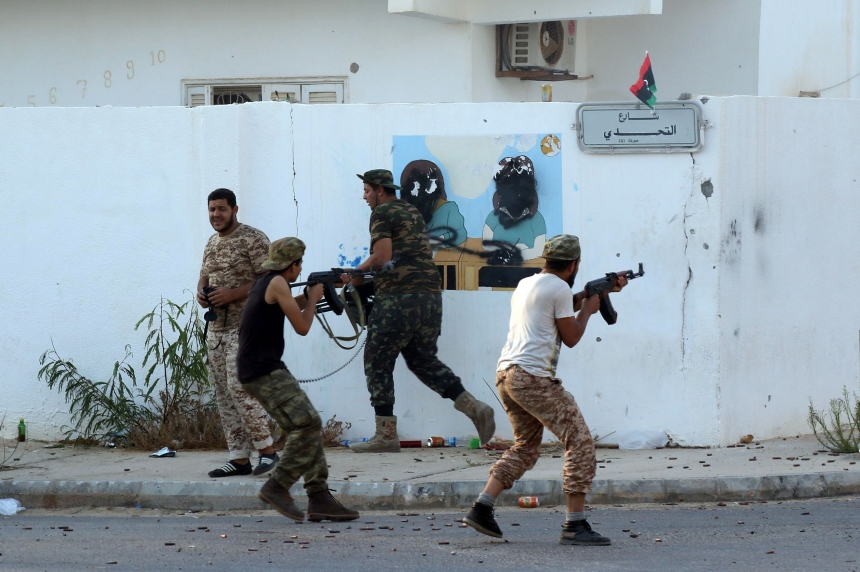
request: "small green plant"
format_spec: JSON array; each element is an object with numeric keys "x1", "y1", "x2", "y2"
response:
[
  {"x1": 38, "y1": 297, "x2": 225, "y2": 449},
  {"x1": 808, "y1": 385, "x2": 860, "y2": 454}
]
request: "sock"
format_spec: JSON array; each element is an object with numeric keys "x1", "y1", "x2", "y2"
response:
[
  {"x1": 476, "y1": 493, "x2": 496, "y2": 508},
  {"x1": 442, "y1": 382, "x2": 466, "y2": 401},
  {"x1": 566, "y1": 511, "x2": 586, "y2": 523},
  {"x1": 374, "y1": 404, "x2": 394, "y2": 417}
]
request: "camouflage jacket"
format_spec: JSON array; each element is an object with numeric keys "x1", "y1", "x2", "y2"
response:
[
  {"x1": 200, "y1": 224, "x2": 270, "y2": 331},
  {"x1": 369, "y1": 200, "x2": 441, "y2": 295}
]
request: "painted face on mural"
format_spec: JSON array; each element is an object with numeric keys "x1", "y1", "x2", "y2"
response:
[
  {"x1": 493, "y1": 155, "x2": 539, "y2": 230},
  {"x1": 399, "y1": 160, "x2": 447, "y2": 225},
  {"x1": 208, "y1": 199, "x2": 237, "y2": 233}
]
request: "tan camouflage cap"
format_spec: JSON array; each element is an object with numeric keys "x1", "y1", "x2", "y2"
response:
[
  {"x1": 356, "y1": 169, "x2": 402, "y2": 190},
  {"x1": 541, "y1": 234, "x2": 581, "y2": 261},
  {"x1": 262, "y1": 237, "x2": 306, "y2": 271}
]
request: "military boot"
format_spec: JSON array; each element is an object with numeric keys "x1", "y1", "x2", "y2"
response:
[
  {"x1": 350, "y1": 415, "x2": 399, "y2": 453},
  {"x1": 454, "y1": 391, "x2": 496, "y2": 446},
  {"x1": 257, "y1": 478, "x2": 304, "y2": 522},
  {"x1": 307, "y1": 489, "x2": 360, "y2": 522}
]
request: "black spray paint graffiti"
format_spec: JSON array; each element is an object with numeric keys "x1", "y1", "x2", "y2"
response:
[{"x1": 432, "y1": 226, "x2": 525, "y2": 266}]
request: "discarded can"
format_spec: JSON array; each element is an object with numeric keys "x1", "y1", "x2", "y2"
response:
[
  {"x1": 427, "y1": 436, "x2": 446, "y2": 447},
  {"x1": 518, "y1": 496, "x2": 540, "y2": 508},
  {"x1": 448, "y1": 437, "x2": 457, "y2": 447},
  {"x1": 400, "y1": 440, "x2": 422, "y2": 448},
  {"x1": 541, "y1": 84, "x2": 552, "y2": 102}
]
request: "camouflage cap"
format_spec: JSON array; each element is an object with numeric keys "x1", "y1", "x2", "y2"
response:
[
  {"x1": 262, "y1": 237, "x2": 306, "y2": 271},
  {"x1": 541, "y1": 234, "x2": 581, "y2": 261},
  {"x1": 356, "y1": 169, "x2": 402, "y2": 190}
]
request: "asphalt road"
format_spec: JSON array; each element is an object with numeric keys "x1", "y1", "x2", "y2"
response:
[{"x1": 0, "y1": 498, "x2": 857, "y2": 572}]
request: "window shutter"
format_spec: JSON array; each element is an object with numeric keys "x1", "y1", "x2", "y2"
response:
[
  {"x1": 302, "y1": 83, "x2": 344, "y2": 104},
  {"x1": 186, "y1": 86, "x2": 209, "y2": 107},
  {"x1": 262, "y1": 85, "x2": 298, "y2": 103}
]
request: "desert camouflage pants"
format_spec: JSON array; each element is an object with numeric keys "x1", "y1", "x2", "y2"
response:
[
  {"x1": 489, "y1": 365, "x2": 596, "y2": 495},
  {"x1": 207, "y1": 328, "x2": 273, "y2": 460},
  {"x1": 242, "y1": 368, "x2": 329, "y2": 494},
  {"x1": 364, "y1": 292, "x2": 461, "y2": 408}
]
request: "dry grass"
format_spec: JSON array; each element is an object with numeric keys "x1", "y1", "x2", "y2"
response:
[
  {"x1": 126, "y1": 404, "x2": 226, "y2": 451},
  {"x1": 321, "y1": 415, "x2": 352, "y2": 448}
]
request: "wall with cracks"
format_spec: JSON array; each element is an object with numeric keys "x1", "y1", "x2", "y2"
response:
[{"x1": 1, "y1": 97, "x2": 856, "y2": 447}]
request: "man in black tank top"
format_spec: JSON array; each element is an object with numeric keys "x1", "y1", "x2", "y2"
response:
[{"x1": 237, "y1": 237, "x2": 359, "y2": 523}]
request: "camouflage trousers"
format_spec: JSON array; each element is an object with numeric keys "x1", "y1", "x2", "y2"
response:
[
  {"x1": 242, "y1": 368, "x2": 329, "y2": 494},
  {"x1": 364, "y1": 292, "x2": 461, "y2": 408},
  {"x1": 489, "y1": 365, "x2": 596, "y2": 495},
  {"x1": 207, "y1": 328, "x2": 273, "y2": 460}
]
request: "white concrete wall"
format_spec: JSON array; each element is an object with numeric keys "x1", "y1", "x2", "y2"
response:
[
  {"x1": 759, "y1": 0, "x2": 860, "y2": 98},
  {"x1": 2, "y1": 97, "x2": 858, "y2": 446},
  {"x1": 583, "y1": 0, "x2": 761, "y2": 101},
  {"x1": 1, "y1": 100, "x2": 720, "y2": 444},
  {"x1": 716, "y1": 96, "x2": 860, "y2": 442},
  {"x1": 0, "y1": 0, "x2": 474, "y2": 107},
  {"x1": 0, "y1": 0, "x2": 759, "y2": 109},
  {"x1": 527, "y1": 0, "x2": 761, "y2": 105}
]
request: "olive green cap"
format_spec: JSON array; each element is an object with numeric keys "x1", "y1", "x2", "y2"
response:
[
  {"x1": 541, "y1": 234, "x2": 581, "y2": 261},
  {"x1": 356, "y1": 169, "x2": 402, "y2": 190},
  {"x1": 262, "y1": 237, "x2": 306, "y2": 271}
]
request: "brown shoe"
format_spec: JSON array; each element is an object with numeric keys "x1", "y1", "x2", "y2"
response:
[
  {"x1": 350, "y1": 415, "x2": 400, "y2": 453},
  {"x1": 307, "y1": 489, "x2": 360, "y2": 522},
  {"x1": 258, "y1": 479, "x2": 304, "y2": 521}
]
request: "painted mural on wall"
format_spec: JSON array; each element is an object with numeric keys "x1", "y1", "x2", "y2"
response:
[{"x1": 392, "y1": 134, "x2": 562, "y2": 290}]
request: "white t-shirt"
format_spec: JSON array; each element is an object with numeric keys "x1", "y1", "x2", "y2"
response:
[{"x1": 497, "y1": 272, "x2": 575, "y2": 378}]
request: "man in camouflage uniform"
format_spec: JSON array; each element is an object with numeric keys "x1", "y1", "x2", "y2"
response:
[
  {"x1": 197, "y1": 188, "x2": 278, "y2": 478},
  {"x1": 238, "y1": 238, "x2": 359, "y2": 522},
  {"x1": 345, "y1": 169, "x2": 495, "y2": 453},
  {"x1": 463, "y1": 235, "x2": 627, "y2": 546}
]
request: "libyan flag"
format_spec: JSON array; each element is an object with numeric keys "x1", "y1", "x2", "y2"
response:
[{"x1": 630, "y1": 52, "x2": 657, "y2": 109}]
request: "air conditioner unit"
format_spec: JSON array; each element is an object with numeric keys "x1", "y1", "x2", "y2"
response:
[{"x1": 503, "y1": 20, "x2": 576, "y2": 72}]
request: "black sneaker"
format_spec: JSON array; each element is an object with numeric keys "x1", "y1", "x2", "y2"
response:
[
  {"x1": 559, "y1": 520, "x2": 612, "y2": 546},
  {"x1": 208, "y1": 461, "x2": 252, "y2": 478},
  {"x1": 253, "y1": 453, "x2": 279, "y2": 476},
  {"x1": 463, "y1": 502, "x2": 502, "y2": 538}
]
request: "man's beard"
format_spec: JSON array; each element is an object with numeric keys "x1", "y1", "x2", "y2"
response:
[
  {"x1": 213, "y1": 213, "x2": 234, "y2": 231},
  {"x1": 566, "y1": 269, "x2": 577, "y2": 288}
]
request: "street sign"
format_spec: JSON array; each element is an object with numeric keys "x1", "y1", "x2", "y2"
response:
[{"x1": 576, "y1": 101, "x2": 704, "y2": 153}]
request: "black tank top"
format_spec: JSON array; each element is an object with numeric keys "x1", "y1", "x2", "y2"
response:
[{"x1": 237, "y1": 273, "x2": 288, "y2": 382}]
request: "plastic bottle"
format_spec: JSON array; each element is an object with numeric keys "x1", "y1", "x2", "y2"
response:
[{"x1": 17, "y1": 418, "x2": 26, "y2": 442}]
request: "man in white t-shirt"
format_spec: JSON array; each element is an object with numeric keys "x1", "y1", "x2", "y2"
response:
[{"x1": 463, "y1": 234, "x2": 627, "y2": 546}]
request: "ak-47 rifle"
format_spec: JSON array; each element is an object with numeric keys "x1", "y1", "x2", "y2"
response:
[
  {"x1": 291, "y1": 268, "x2": 375, "y2": 316},
  {"x1": 290, "y1": 268, "x2": 376, "y2": 349},
  {"x1": 574, "y1": 263, "x2": 645, "y2": 325}
]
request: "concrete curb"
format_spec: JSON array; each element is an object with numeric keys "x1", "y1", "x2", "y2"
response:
[{"x1": 3, "y1": 472, "x2": 859, "y2": 511}]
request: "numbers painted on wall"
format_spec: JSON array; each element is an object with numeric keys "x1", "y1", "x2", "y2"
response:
[{"x1": 8, "y1": 50, "x2": 164, "y2": 106}]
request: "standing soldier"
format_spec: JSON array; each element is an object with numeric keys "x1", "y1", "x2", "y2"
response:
[
  {"x1": 463, "y1": 235, "x2": 627, "y2": 546},
  {"x1": 197, "y1": 188, "x2": 278, "y2": 477},
  {"x1": 344, "y1": 169, "x2": 495, "y2": 453}
]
